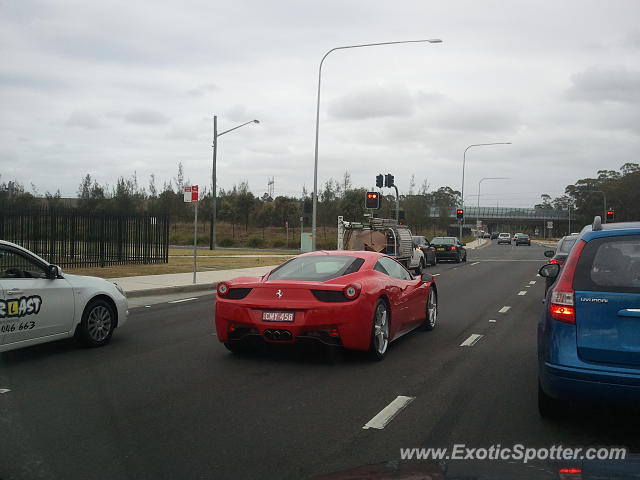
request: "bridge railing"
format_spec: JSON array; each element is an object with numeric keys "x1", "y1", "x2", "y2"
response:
[{"x1": 428, "y1": 206, "x2": 571, "y2": 220}]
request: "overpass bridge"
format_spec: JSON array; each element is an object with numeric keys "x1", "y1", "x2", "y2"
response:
[{"x1": 427, "y1": 206, "x2": 575, "y2": 237}]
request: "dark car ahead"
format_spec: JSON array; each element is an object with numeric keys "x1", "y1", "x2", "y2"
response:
[
  {"x1": 490, "y1": 232, "x2": 499, "y2": 240},
  {"x1": 542, "y1": 234, "x2": 579, "y2": 292},
  {"x1": 431, "y1": 237, "x2": 467, "y2": 263},
  {"x1": 411, "y1": 236, "x2": 437, "y2": 266},
  {"x1": 544, "y1": 235, "x2": 579, "y2": 267},
  {"x1": 537, "y1": 217, "x2": 640, "y2": 417},
  {"x1": 515, "y1": 233, "x2": 531, "y2": 246}
]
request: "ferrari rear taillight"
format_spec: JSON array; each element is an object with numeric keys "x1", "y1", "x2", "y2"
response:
[
  {"x1": 549, "y1": 239, "x2": 586, "y2": 324},
  {"x1": 343, "y1": 283, "x2": 361, "y2": 300},
  {"x1": 217, "y1": 282, "x2": 230, "y2": 296},
  {"x1": 328, "y1": 328, "x2": 339, "y2": 337}
]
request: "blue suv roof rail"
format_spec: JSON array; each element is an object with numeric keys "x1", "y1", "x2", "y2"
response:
[{"x1": 592, "y1": 215, "x2": 603, "y2": 231}]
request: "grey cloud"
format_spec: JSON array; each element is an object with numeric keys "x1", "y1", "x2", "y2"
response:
[
  {"x1": 66, "y1": 111, "x2": 102, "y2": 129},
  {"x1": 187, "y1": 83, "x2": 218, "y2": 97},
  {"x1": 566, "y1": 66, "x2": 640, "y2": 104},
  {"x1": 433, "y1": 105, "x2": 520, "y2": 133},
  {"x1": 0, "y1": 72, "x2": 66, "y2": 90},
  {"x1": 328, "y1": 87, "x2": 415, "y2": 120},
  {"x1": 623, "y1": 31, "x2": 640, "y2": 49},
  {"x1": 226, "y1": 104, "x2": 250, "y2": 123},
  {"x1": 124, "y1": 108, "x2": 169, "y2": 125}
]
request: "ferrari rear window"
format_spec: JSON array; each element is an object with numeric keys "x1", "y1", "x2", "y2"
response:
[{"x1": 267, "y1": 256, "x2": 365, "y2": 282}]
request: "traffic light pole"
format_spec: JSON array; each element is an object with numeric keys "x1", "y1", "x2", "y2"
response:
[{"x1": 393, "y1": 185, "x2": 399, "y2": 222}]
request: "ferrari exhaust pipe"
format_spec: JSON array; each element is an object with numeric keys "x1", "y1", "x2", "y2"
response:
[
  {"x1": 281, "y1": 331, "x2": 292, "y2": 341},
  {"x1": 264, "y1": 329, "x2": 273, "y2": 340},
  {"x1": 272, "y1": 330, "x2": 281, "y2": 340}
]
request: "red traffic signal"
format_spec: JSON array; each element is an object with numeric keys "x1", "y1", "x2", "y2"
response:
[
  {"x1": 606, "y1": 209, "x2": 615, "y2": 221},
  {"x1": 456, "y1": 209, "x2": 464, "y2": 219},
  {"x1": 365, "y1": 192, "x2": 381, "y2": 209}
]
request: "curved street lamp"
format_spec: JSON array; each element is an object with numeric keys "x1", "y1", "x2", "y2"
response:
[
  {"x1": 459, "y1": 142, "x2": 511, "y2": 239},
  {"x1": 476, "y1": 177, "x2": 509, "y2": 236},
  {"x1": 210, "y1": 117, "x2": 260, "y2": 249},
  {"x1": 311, "y1": 38, "x2": 443, "y2": 250}
]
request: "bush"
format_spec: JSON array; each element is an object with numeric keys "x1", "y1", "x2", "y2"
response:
[
  {"x1": 218, "y1": 237, "x2": 234, "y2": 247},
  {"x1": 246, "y1": 236, "x2": 265, "y2": 248},
  {"x1": 271, "y1": 239, "x2": 285, "y2": 248},
  {"x1": 317, "y1": 239, "x2": 336, "y2": 250}
]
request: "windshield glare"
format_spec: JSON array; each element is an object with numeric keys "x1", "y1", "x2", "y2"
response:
[{"x1": 268, "y1": 256, "x2": 364, "y2": 281}]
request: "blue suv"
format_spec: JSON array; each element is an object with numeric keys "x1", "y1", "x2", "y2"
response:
[{"x1": 538, "y1": 216, "x2": 640, "y2": 417}]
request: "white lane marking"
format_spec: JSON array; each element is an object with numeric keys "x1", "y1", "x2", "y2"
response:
[
  {"x1": 363, "y1": 396, "x2": 415, "y2": 430},
  {"x1": 470, "y1": 262, "x2": 480, "y2": 266},
  {"x1": 536, "y1": 274, "x2": 540, "y2": 277},
  {"x1": 432, "y1": 273, "x2": 441, "y2": 276},
  {"x1": 145, "y1": 305, "x2": 151, "y2": 308},
  {"x1": 518, "y1": 291, "x2": 527, "y2": 296},
  {"x1": 460, "y1": 334, "x2": 484, "y2": 347},
  {"x1": 168, "y1": 297, "x2": 198, "y2": 304},
  {"x1": 489, "y1": 319, "x2": 497, "y2": 323},
  {"x1": 529, "y1": 281, "x2": 537, "y2": 285},
  {"x1": 499, "y1": 306, "x2": 511, "y2": 313},
  {"x1": 0, "y1": 389, "x2": 10, "y2": 394}
]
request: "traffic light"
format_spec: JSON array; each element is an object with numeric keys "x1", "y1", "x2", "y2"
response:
[
  {"x1": 384, "y1": 174, "x2": 395, "y2": 188},
  {"x1": 456, "y1": 208, "x2": 464, "y2": 220},
  {"x1": 365, "y1": 192, "x2": 381, "y2": 209},
  {"x1": 375, "y1": 174, "x2": 383, "y2": 188},
  {"x1": 606, "y1": 209, "x2": 615, "y2": 222}
]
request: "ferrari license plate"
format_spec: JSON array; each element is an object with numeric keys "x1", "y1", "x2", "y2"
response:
[
  {"x1": 262, "y1": 311, "x2": 295, "y2": 322},
  {"x1": 437, "y1": 247, "x2": 446, "y2": 251}
]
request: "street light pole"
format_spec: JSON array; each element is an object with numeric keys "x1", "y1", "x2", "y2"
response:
[
  {"x1": 459, "y1": 143, "x2": 511, "y2": 240},
  {"x1": 476, "y1": 177, "x2": 508, "y2": 236},
  {"x1": 210, "y1": 116, "x2": 260, "y2": 249},
  {"x1": 311, "y1": 38, "x2": 443, "y2": 251}
]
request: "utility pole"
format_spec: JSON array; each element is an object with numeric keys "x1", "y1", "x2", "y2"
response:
[{"x1": 210, "y1": 116, "x2": 217, "y2": 250}]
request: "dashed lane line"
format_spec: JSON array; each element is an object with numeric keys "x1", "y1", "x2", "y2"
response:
[
  {"x1": 363, "y1": 396, "x2": 415, "y2": 430},
  {"x1": 460, "y1": 334, "x2": 484, "y2": 347},
  {"x1": 168, "y1": 298, "x2": 198, "y2": 304},
  {"x1": 518, "y1": 291, "x2": 527, "y2": 296},
  {"x1": 499, "y1": 306, "x2": 511, "y2": 313}
]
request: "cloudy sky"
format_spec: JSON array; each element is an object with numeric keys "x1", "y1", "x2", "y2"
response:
[{"x1": 1, "y1": 0, "x2": 639, "y2": 207}]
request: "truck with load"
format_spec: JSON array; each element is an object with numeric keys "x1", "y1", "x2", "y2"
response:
[{"x1": 337, "y1": 216, "x2": 425, "y2": 274}]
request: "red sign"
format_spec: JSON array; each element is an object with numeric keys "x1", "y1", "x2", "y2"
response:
[{"x1": 184, "y1": 185, "x2": 199, "y2": 203}]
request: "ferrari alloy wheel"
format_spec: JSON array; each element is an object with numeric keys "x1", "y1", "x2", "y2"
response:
[
  {"x1": 370, "y1": 300, "x2": 390, "y2": 360},
  {"x1": 424, "y1": 289, "x2": 437, "y2": 330}
]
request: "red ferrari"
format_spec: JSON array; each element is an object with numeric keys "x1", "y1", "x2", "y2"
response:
[{"x1": 214, "y1": 250, "x2": 438, "y2": 360}]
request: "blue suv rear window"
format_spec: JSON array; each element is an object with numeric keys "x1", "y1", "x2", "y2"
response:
[{"x1": 574, "y1": 235, "x2": 640, "y2": 293}]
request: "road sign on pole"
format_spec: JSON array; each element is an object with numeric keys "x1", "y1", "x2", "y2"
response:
[
  {"x1": 184, "y1": 186, "x2": 200, "y2": 283},
  {"x1": 547, "y1": 221, "x2": 553, "y2": 230}
]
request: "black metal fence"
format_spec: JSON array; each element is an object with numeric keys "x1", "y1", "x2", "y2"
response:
[{"x1": 0, "y1": 208, "x2": 169, "y2": 267}]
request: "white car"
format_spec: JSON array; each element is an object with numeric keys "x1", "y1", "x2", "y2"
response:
[
  {"x1": 0, "y1": 240, "x2": 128, "y2": 353},
  {"x1": 407, "y1": 247, "x2": 426, "y2": 274}
]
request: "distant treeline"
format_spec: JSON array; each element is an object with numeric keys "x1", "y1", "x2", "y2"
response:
[{"x1": 2, "y1": 162, "x2": 638, "y2": 232}]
